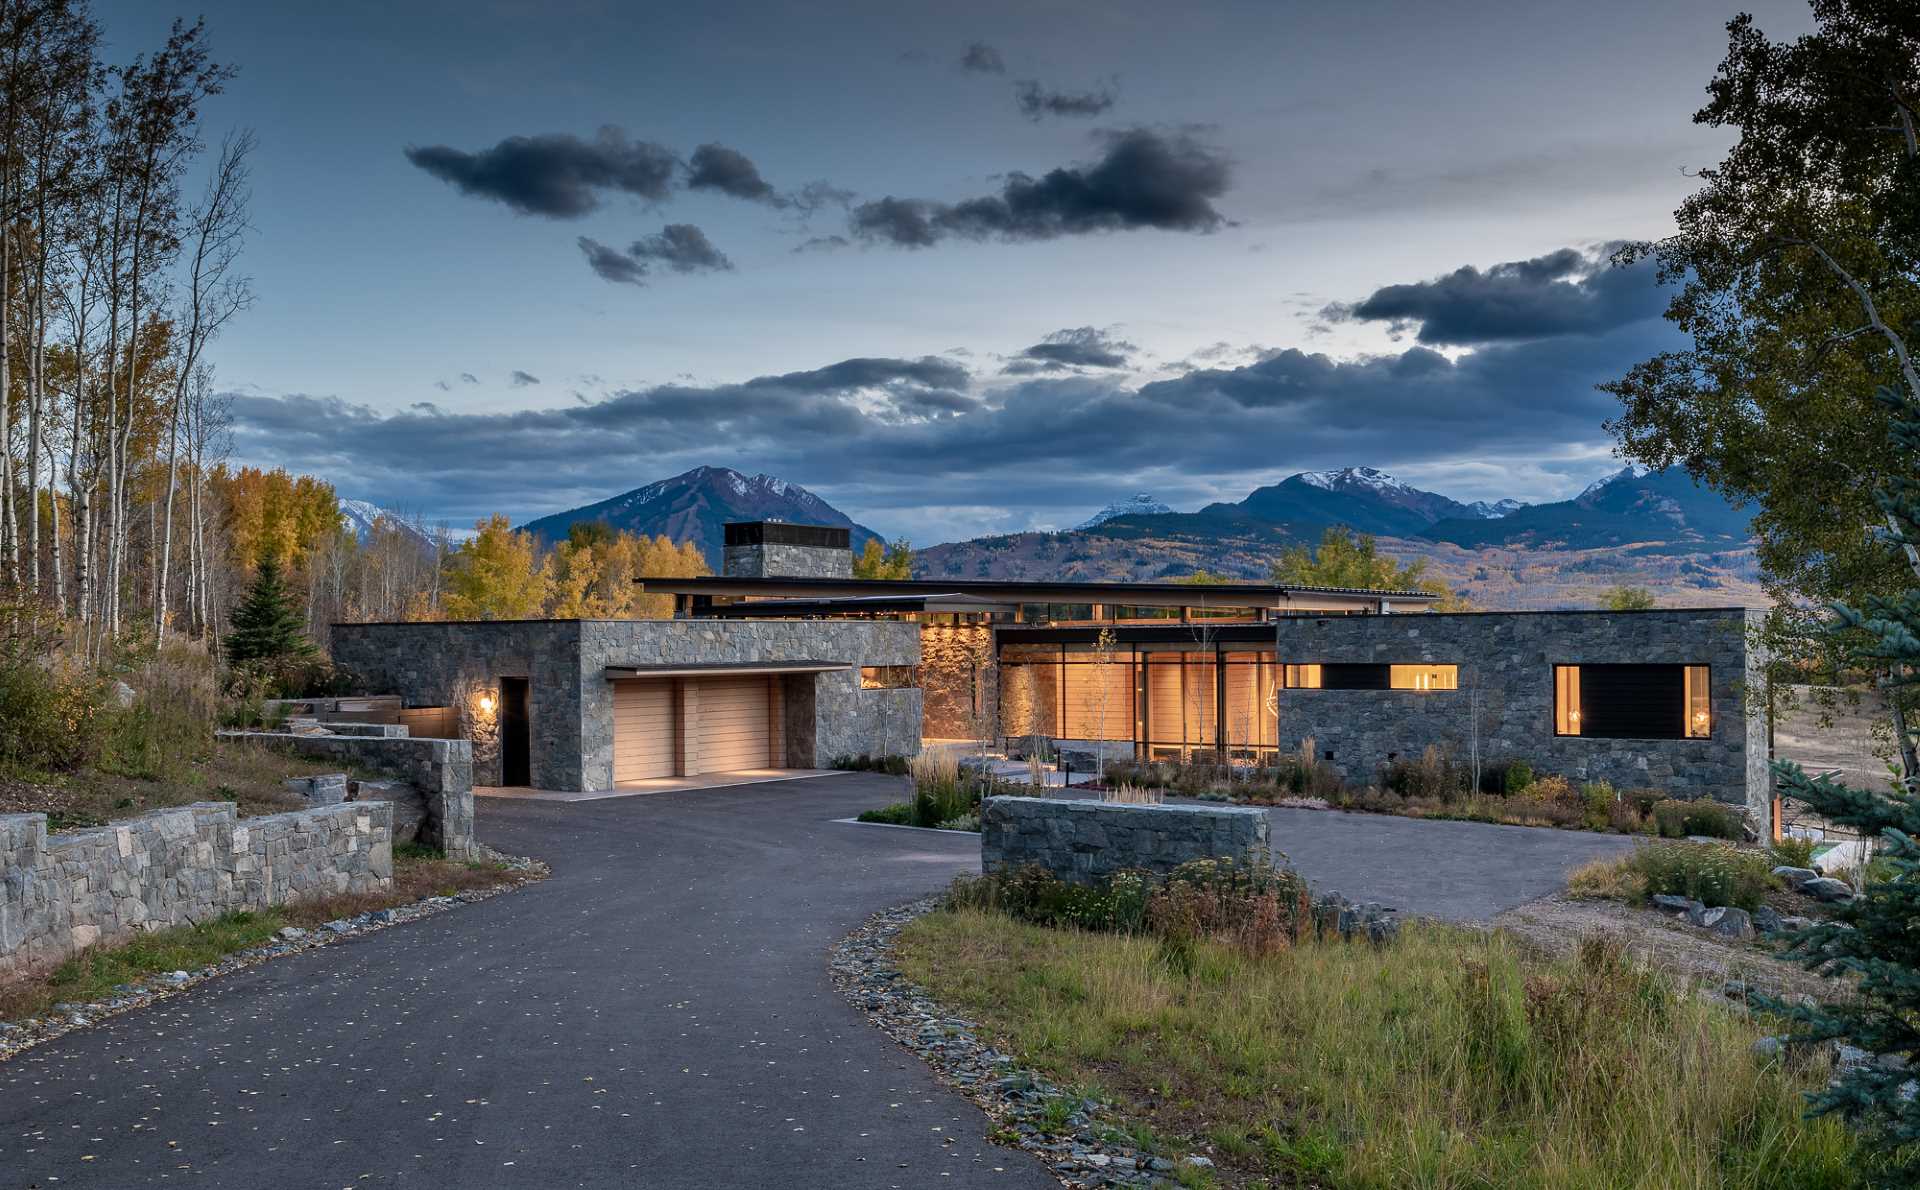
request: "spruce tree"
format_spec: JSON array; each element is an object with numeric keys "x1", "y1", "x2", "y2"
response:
[
  {"x1": 1761, "y1": 386, "x2": 1920, "y2": 1166},
  {"x1": 226, "y1": 557, "x2": 315, "y2": 665}
]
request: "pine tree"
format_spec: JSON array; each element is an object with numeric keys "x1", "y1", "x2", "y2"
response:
[
  {"x1": 226, "y1": 557, "x2": 315, "y2": 665},
  {"x1": 1761, "y1": 387, "x2": 1920, "y2": 1166}
]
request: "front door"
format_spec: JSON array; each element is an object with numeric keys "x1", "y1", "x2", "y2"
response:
[{"x1": 500, "y1": 677, "x2": 531, "y2": 786}]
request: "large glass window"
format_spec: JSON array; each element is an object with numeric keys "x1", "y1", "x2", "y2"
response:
[{"x1": 1553, "y1": 664, "x2": 1710, "y2": 740}]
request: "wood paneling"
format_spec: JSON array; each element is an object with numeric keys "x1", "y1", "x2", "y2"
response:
[
  {"x1": 613, "y1": 679, "x2": 675, "y2": 781},
  {"x1": 689, "y1": 676, "x2": 774, "y2": 773}
]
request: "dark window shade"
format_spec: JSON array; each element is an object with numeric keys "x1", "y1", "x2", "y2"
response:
[
  {"x1": 1320, "y1": 663, "x2": 1390, "y2": 690},
  {"x1": 1576, "y1": 664, "x2": 1685, "y2": 739}
]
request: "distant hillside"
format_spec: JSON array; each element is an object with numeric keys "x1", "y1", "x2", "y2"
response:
[
  {"x1": 914, "y1": 464, "x2": 1764, "y2": 610},
  {"x1": 518, "y1": 465, "x2": 882, "y2": 566},
  {"x1": 1422, "y1": 465, "x2": 1751, "y2": 551}
]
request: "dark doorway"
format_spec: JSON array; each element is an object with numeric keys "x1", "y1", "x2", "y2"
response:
[{"x1": 499, "y1": 677, "x2": 531, "y2": 786}]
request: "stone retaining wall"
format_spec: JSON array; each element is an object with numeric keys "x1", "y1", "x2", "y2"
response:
[
  {"x1": 1, "y1": 801, "x2": 391, "y2": 984},
  {"x1": 981, "y1": 796, "x2": 1272, "y2": 884},
  {"x1": 218, "y1": 732, "x2": 476, "y2": 859}
]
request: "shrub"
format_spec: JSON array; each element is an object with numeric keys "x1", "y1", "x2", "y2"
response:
[
  {"x1": 856, "y1": 802, "x2": 915, "y2": 826},
  {"x1": 1503, "y1": 760, "x2": 1535, "y2": 795},
  {"x1": 1768, "y1": 835, "x2": 1818, "y2": 869},
  {"x1": 1381, "y1": 744, "x2": 1467, "y2": 801},
  {"x1": 1650, "y1": 797, "x2": 1742, "y2": 840},
  {"x1": 1625, "y1": 841, "x2": 1774, "y2": 911},
  {"x1": 910, "y1": 750, "x2": 975, "y2": 828},
  {"x1": 0, "y1": 658, "x2": 105, "y2": 775},
  {"x1": 1518, "y1": 773, "x2": 1575, "y2": 805}
]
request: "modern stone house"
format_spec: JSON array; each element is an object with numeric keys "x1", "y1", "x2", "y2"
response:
[{"x1": 333, "y1": 519, "x2": 1768, "y2": 821}]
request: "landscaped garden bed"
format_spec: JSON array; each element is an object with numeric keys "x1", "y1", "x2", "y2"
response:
[
  {"x1": 1100, "y1": 747, "x2": 1749, "y2": 839},
  {"x1": 857, "y1": 861, "x2": 1899, "y2": 1187},
  {"x1": 853, "y1": 750, "x2": 1028, "y2": 832}
]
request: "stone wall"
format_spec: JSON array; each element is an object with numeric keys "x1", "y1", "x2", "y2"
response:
[
  {"x1": 1269, "y1": 608, "x2": 1768, "y2": 820},
  {"x1": 920, "y1": 622, "x2": 995, "y2": 740},
  {"x1": 1, "y1": 801, "x2": 391, "y2": 984},
  {"x1": 218, "y1": 732, "x2": 477, "y2": 859},
  {"x1": 722, "y1": 541, "x2": 853, "y2": 579},
  {"x1": 332, "y1": 618, "x2": 920, "y2": 792},
  {"x1": 576, "y1": 619, "x2": 921, "y2": 788},
  {"x1": 331, "y1": 620, "x2": 579, "y2": 789},
  {"x1": 981, "y1": 796, "x2": 1272, "y2": 885}
]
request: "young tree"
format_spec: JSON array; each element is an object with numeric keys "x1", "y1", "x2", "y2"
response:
[
  {"x1": 1599, "y1": 584, "x2": 1657, "y2": 611},
  {"x1": 852, "y1": 536, "x2": 912, "y2": 579},
  {"x1": 225, "y1": 555, "x2": 312, "y2": 665},
  {"x1": 1758, "y1": 386, "x2": 1920, "y2": 1165},
  {"x1": 1271, "y1": 526, "x2": 1468, "y2": 608},
  {"x1": 443, "y1": 514, "x2": 547, "y2": 620}
]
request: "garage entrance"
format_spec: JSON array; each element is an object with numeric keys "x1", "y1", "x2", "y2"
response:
[{"x1": 605, "y1": 661, "x2": 847, "y2": 786}]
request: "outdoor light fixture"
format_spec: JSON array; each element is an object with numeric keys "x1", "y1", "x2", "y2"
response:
[{"x1": 479, "y1": 692, "x2": 496, "y2": 715}]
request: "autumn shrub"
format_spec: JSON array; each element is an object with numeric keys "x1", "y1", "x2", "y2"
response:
[
  {"x1": 1625, "y1": 841, "x2": 1775, "y2": 911},
  {"x1": 1769, "y1": 835, "x2": 1819, "y2": 869},
  {"x1": 1381, "y1": 744, "x2": 1468, "y2": 801},
  {"x1": 1503, "y1": 760, "x2": 1535, "y2": 795},
  {"x1": 1651, "y1": 797, "x2": 1743, "y2": 840},
  {"x1": 0, "y1": 656, "x2": 105, "y2": 775}
]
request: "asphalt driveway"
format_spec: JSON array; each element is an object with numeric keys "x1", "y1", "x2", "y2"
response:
[{"x1": 0, "y1": 776, "x2": 1630, "y2": 1188}]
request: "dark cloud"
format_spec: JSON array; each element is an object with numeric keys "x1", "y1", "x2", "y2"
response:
[
  {"x1": 1003, "y1": 327, "x2": 1135, "y2": 374},
  {"x1": 849, "y1": 129, "x2": 1231, "y2": 247},
  {"x1": 686, "y1": 143, "x2": 782, "y2": 206},
  {"x1": 579, "y1": 236, "x2": 647, "y2": 285},
  {"x1": 433, "y1": 380, "x2": 451, "y2": 392},
  {"x1": 510, "y1": 370, "x2": 541, "y2": 387},
  {"x1": 580, "y1": 225, "x2": 733, "y2": 285},
  {"x1": 1014, "y1": 80, "x2": 1116, "y2": 121},
  {"x1": 458, "y1": 373, "x2": 479, "y2": 385},
  {"x1": 959, "y1": 41, "x2": 1004, "y2": 74},
  {"x1": 793, "y1": 234, "x2": 851, "y2": 254},
  {"x1": 404, "y1": 127, "x2": 677, "y2": 218},
  {"x1": 1322, "y1": 244, "x2": 1664, "y2": 345}
]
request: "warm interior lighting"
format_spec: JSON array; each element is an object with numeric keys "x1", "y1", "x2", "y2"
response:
[
  {"x1": 1684, "y1": 665, "x2": 1711, "y2": 738},
  {"x1": 1555, "y1": 665, "x2": 1582, "y2": 735},
  {"x1": 1390, "y1": 664, "x2": 1458, "y2": 692}
]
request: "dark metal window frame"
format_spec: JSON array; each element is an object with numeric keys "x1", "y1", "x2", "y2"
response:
[{"x1": 1551, "y1": 662, "x2": 1712, "y2": 741}]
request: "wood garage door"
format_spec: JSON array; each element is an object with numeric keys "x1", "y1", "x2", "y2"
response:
[
  {"x1": 612, "y1": 679, "x2": 675, "y2": 781},
  {"x1": 691, "y1": 676, "x2": 779, "y2": 773}
]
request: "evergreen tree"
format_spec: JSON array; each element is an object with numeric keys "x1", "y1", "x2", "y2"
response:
[
  {"x1": 226, "y1": 557, "x2": 315, "y2": 664},
  {"x1": 1761, "y1": 387, "x2": 1920, "y2": 1169}
]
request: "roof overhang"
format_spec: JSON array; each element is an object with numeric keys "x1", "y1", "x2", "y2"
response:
[{"x1": 602, "y1": 660, "x2": 852, "y2": 680}]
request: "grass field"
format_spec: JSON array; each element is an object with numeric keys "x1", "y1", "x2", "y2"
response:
[{"x1": 898, "y1": 907, "x2": 1878, "y2": 1188}]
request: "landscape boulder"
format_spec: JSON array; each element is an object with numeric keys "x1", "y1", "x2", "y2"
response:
[
  {"x1": 1771, "y1": 865, "x2": 1819, "y2": 890},
  {"x1": 1801, "y1": 877, "x2": 1856, "y2": 903},
  {"x1": 1697, "y1": 906, "x2": 1754, "y2": 940},
  {"x1": 1652, "y1": 894, "x2": 1699, "y2": 915}
]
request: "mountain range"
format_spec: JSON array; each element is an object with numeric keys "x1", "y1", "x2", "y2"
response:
[
  {"x1": 516, "y1": 465, "x2": 882, "y2": 564},
  {"x1": 473, "y1": 461, "x2": 1760, "y2": 609}
]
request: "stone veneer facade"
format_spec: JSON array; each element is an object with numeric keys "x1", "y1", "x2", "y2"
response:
[
  {"x1": 981, "y1": 796, "x2": 1272, "y2": 885},
  {"x1": 721, "y1": 541, "x2": 853, "y2": 579},
  {"x1": 330, "y1": 619, "x2": 920, "y2": 792},
  {"x1": 216, "y1": 732, "x2": 477, "y2": 859},
  {"x1": 1, "y1": 801, "x2": 391, "y2": 983},
  {"x1": 1269, "y1": 608, "x2": 1768, "y2": 821}
]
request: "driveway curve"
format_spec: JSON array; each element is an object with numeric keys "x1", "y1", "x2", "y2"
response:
[
  {"x1": 1, "y1": 777, "x2": 1630, "y2": 1188},
  {"x1": 1, "y1": 774, "x2": 1055, "y2": 1189}
]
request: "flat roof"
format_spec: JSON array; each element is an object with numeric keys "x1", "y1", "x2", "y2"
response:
[
  {"x1": 602, "y1": 660, "x2": 852, "y2": 679},
  {"x1": 700, "y1": 593, "x2": 1015, "y2": 617},
  {"x1": 634, "y1": 575, "x2": 1435, "y2": 604}
]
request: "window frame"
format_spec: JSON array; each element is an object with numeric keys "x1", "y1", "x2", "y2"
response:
[{"x1": 1551, "y1": 662, "x2": 1711, "y2": 741}]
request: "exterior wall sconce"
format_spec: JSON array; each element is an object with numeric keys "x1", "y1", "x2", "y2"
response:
[{"x1": 479, "y1": 691, "x2": 496, "y2": 716}]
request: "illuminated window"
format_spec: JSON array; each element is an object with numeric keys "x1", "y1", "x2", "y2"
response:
[
  {"x1": 860, "y1": 665, "x2": 915, "y2": 689},
  {"x1": 1685, "y1": 665, "x2": 1711, "y2": 738},
  {"x1": 1553, "y1": 664, "x2": 1710, "y2": 740},
  {"x1": 1390, "y1": 664, "x2": 1457, "y2": 691},
  {"x1": 1284, "y1": 663, "x2": 1322, "y2": 689},
  {"x1": 1555, "y1": 665, "x2": 1582, "y2": 735}
]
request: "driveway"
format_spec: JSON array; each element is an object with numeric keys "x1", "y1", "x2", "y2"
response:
[{"x1": 0, "y1": 777, "x2": 1625, "y2": 1187}]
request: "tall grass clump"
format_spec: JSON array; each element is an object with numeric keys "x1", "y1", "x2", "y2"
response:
[
  {"x1": 896, "y1": 913, "x2": 1879, "y2": 1187},
  {"x1": 909, "y1": 749, "x2": 973, "y2": 828},
  {"x1": 1626, "y1": 841, "x2": 1776, "y2": 910}
]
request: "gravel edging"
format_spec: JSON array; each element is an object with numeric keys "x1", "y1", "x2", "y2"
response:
[
  {"x1": 0, "y1": 851, "x2": 548, "y2": 1064},
  {"x1": 830, "y1": 898, "x2": 1208, "y2": 1189}
]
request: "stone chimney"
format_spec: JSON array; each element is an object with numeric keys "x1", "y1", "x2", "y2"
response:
[{"x1": 722, "y1": 522, "x2": 853, "y2": 579}]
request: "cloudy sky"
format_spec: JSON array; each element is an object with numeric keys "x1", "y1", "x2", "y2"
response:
[{"x1": 99, "y1": 0, "x2": 1812, "y2": 544}]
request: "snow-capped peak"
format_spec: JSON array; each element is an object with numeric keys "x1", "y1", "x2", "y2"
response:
[
  {"x1": 1466, "y1": 498, "x2": 1527, "y2": 519},
  {"x1": 1076, "y1": 493, "x2": 1174, "y2": 530},
  {"x1": 1578, "y1": 463, "x2": 1651, "y2": 501},
  {"x1": 1296, "y1": 466, "x2": 1405, "y2": 493}
]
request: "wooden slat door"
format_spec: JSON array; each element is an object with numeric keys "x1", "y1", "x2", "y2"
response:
[
  {"x1": 690, "y1": 676, "x2": 773, "y2": 773},
  {"x1": 612, "y1": 680, "x2": 675, "y2": 781}
]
